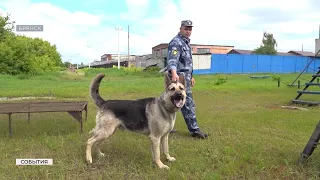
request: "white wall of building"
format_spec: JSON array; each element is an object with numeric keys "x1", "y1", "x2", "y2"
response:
[
  {"x1": 316, "y1": 39, "x2": 320, "y2": 56},
  {"x1": 193, "y1": 54, "x2": 211, "y2": 70}
]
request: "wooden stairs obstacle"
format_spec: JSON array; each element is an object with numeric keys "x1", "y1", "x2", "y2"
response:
[
  {"x1": 291, "y1": 68, "x2": 320, "y2": 106},
  {"x1": 288, "y1": 50, "x2": 320, "y2": 88},
  {"x1": 291, "y1": 50, "x2": 320, "y2": 106}
]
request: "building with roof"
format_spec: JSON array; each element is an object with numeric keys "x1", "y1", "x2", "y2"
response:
[
  {"x1": 100, "y1": 53, "x2": 136, "y2": 61},
  {"x1": 227, "y1": 49, "x2": 317, "y2": 57},
  {"x1": 226, "y1": 49, "x2": 254, "y2": 55},
  {"x1": 287, "y1": 50, "x2": 316, "y2": 57},
  {"x1": 316, "y1": 39, "x2": 320, "y2": 56},
  {"x1": 152, "y1": 43, "x2": 234, "y2": 58}
]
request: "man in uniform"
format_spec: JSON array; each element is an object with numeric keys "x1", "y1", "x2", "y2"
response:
[{"x1": 165, "y1": 20, "x2": 208, "y2": 139}]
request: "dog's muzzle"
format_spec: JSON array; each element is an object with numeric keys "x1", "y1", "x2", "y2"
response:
[{"x1": 171, "y1": 92, "x2": 184, "y2": 108}]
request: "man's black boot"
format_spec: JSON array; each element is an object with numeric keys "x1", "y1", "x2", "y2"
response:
[{"x1": 191, "y1": 130, "x2": 208, "y2": 139}]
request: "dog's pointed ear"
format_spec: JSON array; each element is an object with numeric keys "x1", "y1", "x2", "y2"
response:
[
  {"x1": 164, "y1": 73, "x2": 171, "y2": 89},
  {"x1": 178, "y1": 74, "x2": 186, "y2": 86}
]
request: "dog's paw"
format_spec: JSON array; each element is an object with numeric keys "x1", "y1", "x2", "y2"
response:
[
  {"x1": 155, "y1": 161, "x2": 170, "y2": 170},
  {"x1": 86, "y1": 158, "x2": 93, "y2": 164},
  {"x1": 98, "y1": 152, "x2": 105, "y2": 158},
  {"x1": 167, "y1": 156, "x2": 176, "y2": 162},
  {"x1": 159, "y1": 164, "x2": 170, "y2": 170}
]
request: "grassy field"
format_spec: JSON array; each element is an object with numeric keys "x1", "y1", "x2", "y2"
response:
[{"x1": 1, "y1": 67, "x2": 320, "y2": 179}]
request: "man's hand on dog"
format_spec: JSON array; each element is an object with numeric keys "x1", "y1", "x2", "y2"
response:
[
  {"x1": 170, "y1": 71, "x2": 195, "y2": 87},
  {"x1": 171, "y1": 73, "x2": 179, "y2": 82}
]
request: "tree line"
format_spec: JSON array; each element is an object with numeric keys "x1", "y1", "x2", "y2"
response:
[{"x1": 0, "y1": 13, "x2": 64, "y2": 75}]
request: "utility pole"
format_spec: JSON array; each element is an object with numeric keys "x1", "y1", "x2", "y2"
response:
[
  {"x1": 87, "y1": 45, "x2": 91, "y2": 68},
  {"x1": 115, "y1": 27, "x2": 123, "y2": 69},
  {"x1": 128, "y1": 25, "x2": 130, "y2": 63}
]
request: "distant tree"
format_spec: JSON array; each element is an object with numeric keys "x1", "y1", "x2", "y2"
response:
[
  {"x1": 0, "y1": 13, "x2": 65, "y2": 75},
  {"x1": 63, "y1": 61, "x2": 71, "y2": 68},
  {"x1": 253, "y1": 31, "x2": 277, "y2": 55},
  {"x1": 0, "y1": 13, "x2": 15, "y2": 42}
]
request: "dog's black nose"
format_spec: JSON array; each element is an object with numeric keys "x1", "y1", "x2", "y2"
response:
[
  {"x1": 175, "y1": 92, "x2": 183, "y2": 99},
  {"x1": 176, "y1": 92, "x2": 182, "y2": 96}
]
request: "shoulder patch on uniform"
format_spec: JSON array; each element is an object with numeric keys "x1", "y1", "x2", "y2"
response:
[
  {"x1": 172, "y1": 49, "x2": 178, "y2": 55},
  {"x1": 171, "y1": 46, "x2": 178, "y2": 56}
]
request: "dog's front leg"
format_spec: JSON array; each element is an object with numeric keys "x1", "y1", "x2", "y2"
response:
[
  {"x1": 150, "y1": 136, "x2": 169, "y2": 169},
  {"x1": 161, "y1": 133, "x2": 176, "y2": 162}
]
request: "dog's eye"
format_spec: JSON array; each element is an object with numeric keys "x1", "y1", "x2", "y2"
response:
[
  {"x1": 179, "y1": 86, "x2": 184, "y2": 90},
  {"x1": 170, "y1": 87, "x2": 175, "y2": 91}
]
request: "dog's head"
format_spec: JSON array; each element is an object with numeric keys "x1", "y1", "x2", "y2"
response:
[{"x1": 163, "y1": 73, "x2": 187, "y2": 110}]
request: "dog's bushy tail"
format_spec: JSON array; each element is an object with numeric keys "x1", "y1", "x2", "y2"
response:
[{"x1": 90, "y1": 73, "x2": 105, "y2": 107}]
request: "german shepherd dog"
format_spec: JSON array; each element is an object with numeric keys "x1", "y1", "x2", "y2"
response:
[{"x1": 86, "y1": 73, "x2": 186, "y2": 169}]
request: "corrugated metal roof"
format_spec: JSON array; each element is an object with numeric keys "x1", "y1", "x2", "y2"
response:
[
  {"x1": 229, "y1": 49, "x2": 253, "y2": 54},
  {"x1": 288, "y1": 50, "x2": 315, "y2": 57},
  {"x1": 229, "y1": 49, "x2": 296, "y2": 56},
  {"x1": 277, "y1": 52, "x2": 294, "y2": 56}
]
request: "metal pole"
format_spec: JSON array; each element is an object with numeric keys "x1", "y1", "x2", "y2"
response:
[
  {"x1": 128, "y1": 25, "x2": 130, "y2": 62},
  {"x1": 87, "y1": 45, "x2": 91, "y2": 68},
  {"x1": 118, "y1": 29, "x2": 120, "y2": 69},
  {"x1": 115, "y1": 27, "x2": 122, "y2": 69}
]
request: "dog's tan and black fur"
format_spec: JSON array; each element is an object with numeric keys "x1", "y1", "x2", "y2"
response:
[{"x1": 86, "y1": 73, "x2": 186, "y2": 169}]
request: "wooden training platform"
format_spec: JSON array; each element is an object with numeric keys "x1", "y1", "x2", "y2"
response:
[{"x1": 0, "y1": 101, "x2": 88, "y2": 137}]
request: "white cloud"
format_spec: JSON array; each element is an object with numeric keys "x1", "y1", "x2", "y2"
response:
[
  {"x1": 0, "y1": 0, "x2": 319, "y2": 65},
  {"x1": 135, "y1": 0, "x2": 319, "y2": 53},
  {"x1": 147, "y1": 0, "x2": 319, "y2": 52},
  {"x1": 120, "y1": 0, "x2": 149, "y2": 21}
]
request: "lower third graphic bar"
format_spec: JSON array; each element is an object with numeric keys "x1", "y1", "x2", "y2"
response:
[{"x1": 16, "y1": 159, "x2": 53, "y2": 165}]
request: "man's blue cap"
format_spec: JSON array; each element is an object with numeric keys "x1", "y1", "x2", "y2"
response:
[{"x1": 181, "y1": 20, "x2": 193, "y2": 27}]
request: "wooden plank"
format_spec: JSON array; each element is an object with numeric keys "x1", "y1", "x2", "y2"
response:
[
  {"x1": 250, "y1": 75, "x2": 271, "y2": 79},
  {"x1": 292, "y1": 100, "x2": 320, "y2": 105},
  {"x1": 297, "y1": 90, "x2": 320, "y2": 95},
  {"x1": 0, "y1": 101, "x2": 87, "y2": 114},
  {"x1": 281, "y1": 105, "x2": 309, "y2": 111},
  {"x1": 305, "y1": 83, "x2": 320, "y2": 86},
  {"x1": 8, "y1": 113, "x2": 12, "y2": 137}
]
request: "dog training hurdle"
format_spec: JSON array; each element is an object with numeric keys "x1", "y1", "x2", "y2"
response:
[{"x1": 0, "y1": 101, "x2": 88, "y2": 137}]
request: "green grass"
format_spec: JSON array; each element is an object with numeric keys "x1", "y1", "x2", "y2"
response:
[{"x1": 1, "y1": 68, "x2": 320, "y2": 179}]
